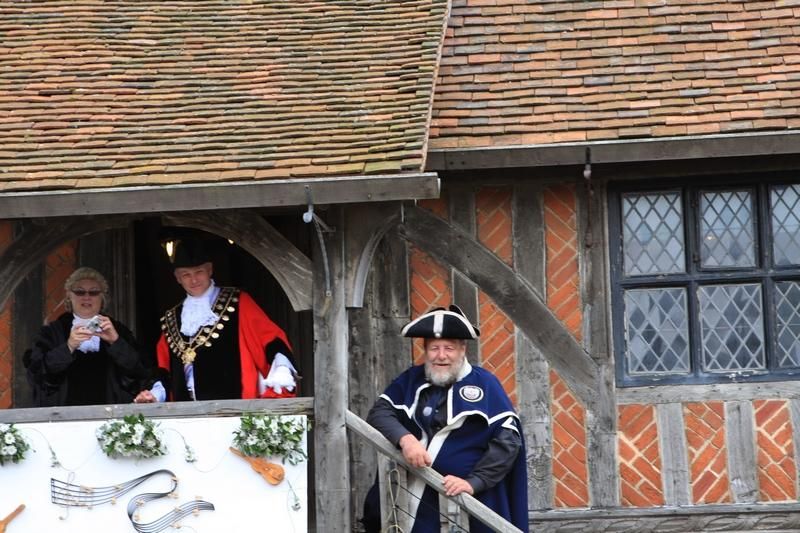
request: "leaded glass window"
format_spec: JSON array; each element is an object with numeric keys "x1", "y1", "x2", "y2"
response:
[
  {"x1": 610, "y1": 180, "x2": 800, "y2": 387},
  {"x1": 622, "y1": 192, "x2": 685, "y2": 276},
  {"x1": 775, "y1": 281, "x2": 800, "y2": 368},
  {"x1": 623, "y1": 288, "x2": 690, "y2": 375},
  {"x1": 698, "y1": 284, "x2": 764, "y2": 372},
  {"x1": 699, "y1": 190, "x2": 755, "y2": 268},
  {"x1": 771, "y1": 184, "x2": 800, "y2": 266}
]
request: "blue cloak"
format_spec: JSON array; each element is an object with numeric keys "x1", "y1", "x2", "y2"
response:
[{"x1": 380, "y1": 363, "x2": 529, "y2": 532}]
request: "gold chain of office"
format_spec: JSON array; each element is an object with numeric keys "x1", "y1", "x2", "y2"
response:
[{"x1": 161, "y1": 287, "x2": 239, "y2": 365}]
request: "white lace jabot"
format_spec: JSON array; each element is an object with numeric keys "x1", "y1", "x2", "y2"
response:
[{"x1": 180, "y1": 280, "x2": 220, "y2": 337}]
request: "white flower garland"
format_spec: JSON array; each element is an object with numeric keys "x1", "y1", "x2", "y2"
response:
[
  {"x1": 96, "y1": 414, "x2": 167, "y2": 459},
  {"x1": 0, "y1": 423, "x2": 30, "y2": 465}
]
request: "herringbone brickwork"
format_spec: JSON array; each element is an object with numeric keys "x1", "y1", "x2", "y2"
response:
[
  {"x1": 475, "y1": 187, "x2": 516, "y2": 401},
  {"x1": 0, "y1": 222, "x2": 13, "y2": 408},
  {"x1": 44, "y1": 242, "x2": 77, "y2": 323},
  {"x1": 684, "y1": 402, "x2": 731, "y2": 504},
  {"x1": 754, "y1": 399, "x2": 797, "y2": 502},
  {"x1": 544, "y1": 184, "x2": 582, "y2": 340},
  {"x1": 476, "y1": 187, "x2": 513, "y2": 266},
  {"x1": 618, "y1": 404, "x2": 665, "y2": 507},
  {"x1": 409, "y1": 197, "x2": 450, "y2": 363},
  {"x1": 544, "y1": 182, "x2": 588, "y2": 507},
  {"x1": 409, "y1": 247, "x2": 450, "y2": 364},
  {"x1": 478, "y1": 291, "x2": 515, "y2": 401},
  {"x1": 551, "y1": 370, "x2": 589, "y2": 507}
]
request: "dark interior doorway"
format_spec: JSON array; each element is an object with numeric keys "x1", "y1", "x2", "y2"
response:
[{"x1": 132, "y1": 214, "x2": 315, "y2": 397}]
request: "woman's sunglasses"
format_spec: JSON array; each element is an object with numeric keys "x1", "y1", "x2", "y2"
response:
[{"x1": 71, "y1": 289, "x2": 103, "y2": 297}]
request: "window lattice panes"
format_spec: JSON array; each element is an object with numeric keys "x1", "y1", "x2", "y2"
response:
[
  {"x1": 699, "y1": 190, "x2": 756, "y2": 268},
  {"x1": 775, "y1": 281, "x2": 800, "y2": 368},
  {"x1": 771, "y1": 184, "x2": 800, "y2": 266},
  {"x1": 622, "y1": 192, "x2": 685, "y2": 276},
  {"x1": 623, "y1": 288, "x2": 690, "y2": 375},
  {"x1": 698, "y1": 283, "x2": 765, "y2": 372}
]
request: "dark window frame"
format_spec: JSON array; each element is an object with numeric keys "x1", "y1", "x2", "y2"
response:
[{"x1": 609, "y1": 176, "x2": 800, "y2": 387}]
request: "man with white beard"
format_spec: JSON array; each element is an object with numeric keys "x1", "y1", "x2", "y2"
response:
[{"x1": 363, "y1": 305, "x2": 528, "y2": 533}]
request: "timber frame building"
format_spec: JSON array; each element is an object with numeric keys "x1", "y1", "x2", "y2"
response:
[{"x1": 3, "y1": 1, "x2": 800, "y2": 531}]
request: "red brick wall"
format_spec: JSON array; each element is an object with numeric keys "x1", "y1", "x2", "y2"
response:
[
  {"x1": 544, "y1": 183, "x2": 589, "y2": 507},
  {"x1": 618, "y1": 404, "x2": 664, "y2": 507},
  {"x1": 684, "y1": 402, "x2": 731, "y2": 504},
  {"x1": 754, "y1": 399, "x2": 797, "y2": 502},
  {"x1": 551, "y1": 371, "x2": 589, "y2": 507},
  {"x1": 544, "y1": 184, "x2": 582, "y2": 341},
  {"x1": 476, "y1": 187, "x2": 516, "y2": 400},
  {"x1": 0, "y1": 222, "x2": 13, "y2": 408},
  {"x1": 409, "y1": 196, "x2": 451, "y2": 364}
]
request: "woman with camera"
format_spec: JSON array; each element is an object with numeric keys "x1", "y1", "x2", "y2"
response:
[{"x1": 24, "y1": 267, "x2": 152, "y2": 407}]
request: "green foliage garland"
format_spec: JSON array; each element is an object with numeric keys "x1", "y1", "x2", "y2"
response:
[{"x1": 232, "y1": 414, "x2": 308, "y2": 465}]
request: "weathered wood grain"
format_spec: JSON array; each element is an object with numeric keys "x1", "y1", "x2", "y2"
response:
[
  {"x1": 312, "y1": 207, "x2": 351, "y2": 532},
  {"x1": 619, "y1": 383, "x2": 800, "y2": 405},
  {"x1": 515, "y1": 331, "x2": 553, "y2": 510},
  {"x1": 657, "y1": 403, "x2": 690, "y2": 506},
  {"x1": 725, "y1": 400, "x2": 758, "y2": 503}
]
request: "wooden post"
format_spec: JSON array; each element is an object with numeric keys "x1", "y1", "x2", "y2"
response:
[{"x1": 313, "y1": 206, "x2": 351, "y2": 532}]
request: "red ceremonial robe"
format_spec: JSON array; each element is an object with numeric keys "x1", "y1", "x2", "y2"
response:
[{"x1": 157, "y1": 288, "x2": 295, "y2": 400}]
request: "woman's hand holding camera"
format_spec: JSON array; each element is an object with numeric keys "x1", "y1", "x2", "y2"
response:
[{"x1": 68, "y1": 315, "x2": 119, "y2": 351}]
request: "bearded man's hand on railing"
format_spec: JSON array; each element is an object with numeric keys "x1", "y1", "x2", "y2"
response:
[{"x1": 398, "y1": 433, "x2": 432, "y2": 467}]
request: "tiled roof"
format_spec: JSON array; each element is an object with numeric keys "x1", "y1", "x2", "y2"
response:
[
  {"x1": 430, "y1": 0, "x2": 800, "y2": 149},
  {"x1": 0, "y1": 0, "x2": 448, "y2": 192}
]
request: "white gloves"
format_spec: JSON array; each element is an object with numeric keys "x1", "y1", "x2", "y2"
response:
[{"x1": 259, "y1": 353, "x2": 297, "y2": 395}]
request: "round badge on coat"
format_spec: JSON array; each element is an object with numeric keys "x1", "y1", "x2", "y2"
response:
[{"x1": 459, "y1": 385, "x2": 484, "y2": 402}]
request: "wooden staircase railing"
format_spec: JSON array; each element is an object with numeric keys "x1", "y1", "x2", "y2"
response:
[{"x1": 346, "y1": 410, "x2": 523, "y2": 533}]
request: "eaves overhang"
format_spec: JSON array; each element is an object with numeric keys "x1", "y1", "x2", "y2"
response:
[
  {"x1": 0, "y1": 173, "x2": 440, "y2": 218},
  {"x1": 426, "y1": 131, "x2": 800, "y2": 172}
]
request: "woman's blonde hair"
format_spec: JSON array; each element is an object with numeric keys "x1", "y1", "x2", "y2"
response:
[{"x1": 64, "y1": 267, "x2": 110, "y2": 312}]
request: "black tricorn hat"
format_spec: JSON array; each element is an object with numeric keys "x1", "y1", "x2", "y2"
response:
[
  {"x1": 171, "y1": 239, "x2": 212, "y2": 269},
  {"x1": 401, "y1": 305, "x2": 480, "y2": 340}
]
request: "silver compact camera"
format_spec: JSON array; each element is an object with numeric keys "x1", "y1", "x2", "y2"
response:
[{"x1": 85, "y1": 315, "x2": 103, "y2": 333}]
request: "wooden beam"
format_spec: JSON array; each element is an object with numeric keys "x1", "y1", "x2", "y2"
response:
[
  {"x1": 343, "y1": 203, "x2": 402, "y2": 309},
  {"x1": 163, "y1": 210, "x2": 313, "y2": 312},
  {"x1": 657, "y1": 403, "x2": 690, "y2": 506},
  {"x1": 0, "y1": 216, "x2": 133, "y2": 311},
  {"x1": 398, "y1": 203, "x2": 599, "y2": 408},
  {"x1": 0, "y1": 397, "x2": 314, "y2": 423},
  {"x1": 515, "y1": 331, "x2": 553, "y2": 510},
  {"x1": 427, "y1": 131, "x2": 800, "y2": 171},
  {"x1": 618, "y1": 382, "x2": 800, "y2": 405},
  {"x1": 531, "y1": 502, "x2": 800, "y2": 532},
  {"x1": 0, "y1": 173, "x2": 441, "y2": 218},
  {"x1": 725, "y1": 400, "x2": 758, "y2": 503},
  {"x1": 578, "y1": 180, "x2": 619, "y2": 507},
  {"x1": 313, "y1": 206, "x2": 351, "y2": 532}
]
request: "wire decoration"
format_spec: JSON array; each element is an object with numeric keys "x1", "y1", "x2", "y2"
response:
[{"x1": 51, "y1": 469, "x2": 214, "y2": 533}]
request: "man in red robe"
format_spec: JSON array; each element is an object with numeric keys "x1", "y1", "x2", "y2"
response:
[{"x1": 135, "y1": 240, "x2": 297, "y2": 402}]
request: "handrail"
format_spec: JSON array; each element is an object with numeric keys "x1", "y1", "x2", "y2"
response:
[
  {"x1": 345, "y1": 409, "x2": 523, "y2": 533},
  {"x1": 0, "y1": 397, "x2": 314, "y2": 423}
]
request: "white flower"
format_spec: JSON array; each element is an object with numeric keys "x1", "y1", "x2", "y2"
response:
[
  {"x1": 4, "y1": 433, "x2": 15, "y2": 444},
  {"x1": 119, "y1": 425, "x2": 131, "y2": 434},
  {"x1": 0, "y1": 424, "x2": 8, "y2": 432},
  {"x1": 3, "y1": 445, "x2": 17, "y2": 456}
]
